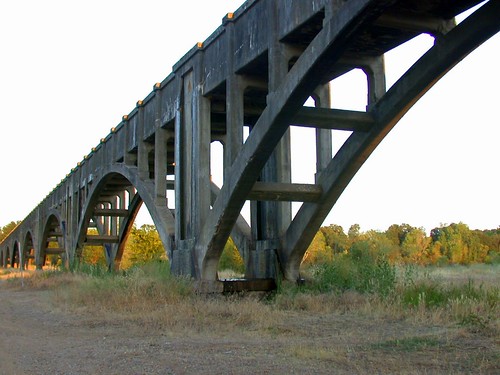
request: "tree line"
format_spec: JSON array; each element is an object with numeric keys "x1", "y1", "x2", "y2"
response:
[
  {"x1": 2, "y1": 221, "x2": 499, "y2": 270},
  {"x1": 304, "y1": 222, "x2": 500, "y2": 267}
]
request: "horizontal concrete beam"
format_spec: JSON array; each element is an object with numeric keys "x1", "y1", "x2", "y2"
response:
[
  {"x1": 248, "y1": 182, "x2": 322, "y2": 202},
  {"x1": 375, "y1": 12, "x2": 455, "y2": 35},
  {"x1": 85, "y1": 235, "x2": 120, "y2": 244},
  {"x1": 292, "y1": 107, "x2": 374, "y2": 131},
  {"x1": 93, "y1": 208, "x2": 129, "y2": 217}
]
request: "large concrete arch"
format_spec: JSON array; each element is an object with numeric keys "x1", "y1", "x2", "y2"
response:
[
  {"x1": 197, "y1": 0, "x2": 500, "y2": 280},
  {"x1": 38, "y1": 211, "x2": 66, "y2": 269},
  {"x1": 73, "y1": 164, "x2": 176, "y2": 269},
  {"x1": 279, "y1": 0, "x2": 500, "y2": 280}
]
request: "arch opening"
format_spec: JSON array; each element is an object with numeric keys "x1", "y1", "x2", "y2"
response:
[{"x1": 41, "y1": 214, "x2": 66, "y2": 269}]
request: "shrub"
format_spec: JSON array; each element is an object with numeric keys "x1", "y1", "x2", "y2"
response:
[{"x1": 312, "y1": 249, "x2": 396, "y2": 296}]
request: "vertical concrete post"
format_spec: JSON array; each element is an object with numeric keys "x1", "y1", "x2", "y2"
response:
[
  {"x1": 315, "y1": 84, "x2": 333, "y2": 176},
  {"x1": 123, "y1": 115, "x2": 136, "y2": 167},
  {"x1": 178, "y1": 71, "x2": 194, "y2": 241},
  {"x1": 137, "y1": 101, "x2": 150, "y2": 180},
  {"x1": 247, "y1": 0, "x2": 291, "y2": 279},
  {"x1": 173, "y1": 56, "x2": 211, "y2": 277},
  {"x1": 35, "y1": 206, "x2": 43, "y2": 270},
  {"x1": 174, "y1": 82, "x2": 183, "y2": 243},
  {"x1": 224, "y1": 14, "x2": 245, "y2": 181},
  {"x1": 365, "y1": 56, "x2": 386, "y2": 107},
  {"x1": 153, "y1": 84, "x2": 169, "y2": 207}
]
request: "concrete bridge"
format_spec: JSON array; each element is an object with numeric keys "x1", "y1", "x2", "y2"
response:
[{"x1": 1, "y1": 0, "x2": 498, "y2": 286}]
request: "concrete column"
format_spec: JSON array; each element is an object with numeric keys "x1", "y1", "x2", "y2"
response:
[
  {"x1": 247, "y1": 0, "x2": 291, "y2": 279},
  {"x1": 154, "y1": 85, "x2": 169, "y2": 207},
  {"x1": 365, "y1": 56, "x2": 386, "y2": 107},
  {"x1": 224, "y1": 16, "x2": 245, "y2": 182},
  {"x1": 315, "y1": 84, "x2": 333, "y2": 176},
  {"x1": 123, "y1": 115, "x2": 137, "y2": 167},
  {"x1": 173, "y1": 59, "x2": 211, "y2": 277},
  {"x1": 137, "y1": 101, "x2": 150, "y2": 180}
]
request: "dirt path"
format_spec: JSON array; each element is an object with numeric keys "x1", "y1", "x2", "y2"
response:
[
  {"x1": 0, "y1": 281, "x2": 498, "y2": 374},
  {"x1": 0, "y1": 284, "x2": 334, "y2": 375}
]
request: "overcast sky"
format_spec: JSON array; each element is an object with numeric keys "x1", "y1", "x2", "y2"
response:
[{"x1": 1, "y1": 0, "x2": 498, "y2": 234}]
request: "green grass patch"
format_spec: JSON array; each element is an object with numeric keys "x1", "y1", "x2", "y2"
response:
[
  {"x1": 372, "y1": 336, "x2": 442, "y2": 352},
  {"x1": 310, "y1": 253, "x2": 396, "y2": 296},
  {"x1": 401, "y1": 279, "x2": 498, "y2": 308}
]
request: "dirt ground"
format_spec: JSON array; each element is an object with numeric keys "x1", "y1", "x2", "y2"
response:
[{"x1": 0, "y1": 279, "x2": 498, "y2": 375}]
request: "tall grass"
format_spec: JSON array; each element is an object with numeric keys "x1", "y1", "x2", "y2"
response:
[
  {"x1": 310, "y1": 254, "x2": 396, "y2": 296},
  {"x1": 6, "y1": 259, "x2": 498, "y2": 336}
]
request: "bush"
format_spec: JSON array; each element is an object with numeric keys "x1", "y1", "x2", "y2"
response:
[{"x1": 312, "y1": 248, "x2": 396, "y2": 296}]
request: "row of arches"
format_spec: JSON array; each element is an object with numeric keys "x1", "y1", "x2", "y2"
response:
[{"x1": 0, "y1": 170, "x2": 155, "y2": 273}]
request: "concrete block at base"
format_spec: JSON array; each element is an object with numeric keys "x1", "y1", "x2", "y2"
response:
[
  {"x1": 245, "y1": 241, "x2": 279, "y2": 279},
  {"x1": 171, "y1": 247, "x2": 195, "y2": 277}
]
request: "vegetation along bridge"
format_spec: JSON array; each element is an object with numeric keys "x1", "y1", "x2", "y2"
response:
[{"x1": 1, "y1": 0, "x2": 498, "y2": 289}]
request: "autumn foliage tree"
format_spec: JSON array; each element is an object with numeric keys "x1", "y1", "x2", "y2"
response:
[
  {"x1": 0, "y1": 221, "x2": 20, "y2": 242},
  {"x1": 304, "y1": 222, "x2": 499, "y2": 268},
  {"x1": 120, "y1": 224, "x2": 167, "y2": 269}
]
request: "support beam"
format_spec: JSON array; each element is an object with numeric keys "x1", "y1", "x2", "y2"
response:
[
  {"x1": 248, "y1": 182, "x2": 322, "y2": 202},
  {"x1": 374, "y1": 12, "x2": 455, "y2": 36},
  {"x1": 85, "y1": 235, "x2": 120, "y2": 244},
  {"x1": 293, "y1": 107, "x2": 374, "y2": 131},
  {"x1": 93, "y1": 208, "x2": 129, "y2": 217}
]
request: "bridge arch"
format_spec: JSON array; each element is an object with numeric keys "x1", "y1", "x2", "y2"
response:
[
  {"x1": 11, "y1": 241, "x2": 21, "y2": 268},
  {"x1": 198, "y1": 0, "x2": 500, "y2": 280},
  {"x1": 2, "y1": 244, "x2": 11, "y2": 268},
  {"x1": 22, "y1": 230, "x2": 35, "y2": 270},
  {"x1": 278, "y1": 1, "x2": 500, "y2": 280},
  {"x1": 74, "y1": 164, "x2": 175, "y2": 270},
  {"x1": 39, "y1": 211, "x2": 66, "y2": 269}
]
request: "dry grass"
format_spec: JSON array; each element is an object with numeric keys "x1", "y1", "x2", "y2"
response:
[{"x1": 3, "y1": 263, "x2": 498, "y2": 373}]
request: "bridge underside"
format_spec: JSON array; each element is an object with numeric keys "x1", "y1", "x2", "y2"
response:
[{"x1": 1, "y1": 0, "x2": 498, "y2": 285}]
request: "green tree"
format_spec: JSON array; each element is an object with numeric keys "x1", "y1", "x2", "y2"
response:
[
  {"x1": 474, "y1": 227, "x2": 500, "y2": 263},
  {"x1": 348, "y1": 224, "x2": 361, "y2": 240},
  {"x1": 400, "y1": 227, "x2": 430, "y2": 264},
  {"x1": 320, "y1": 224, "x2": 349, "y2": 254},
  {"x1": 434, "y1": 223, "x2": 486, "y2": 264},
  {"x1": 303, "y1": 230, "x2": 331, "y2": 265},
  {"x1": 364, "y1": 229, "x2": 401, "y2": 262},
  {"x1": 121, "y1": 224, "x2": 166, "y2": 268},
  {"x1": 0, "y1": 221, "x2": 20, "y2": 242},
  {"x1": 385, "y1": 223, "x2": 415, "y2": 247}
]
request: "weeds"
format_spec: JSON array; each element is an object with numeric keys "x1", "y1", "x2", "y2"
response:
[
  {"x1": 308, "y1": 252, "x2": 396, "y2": 296},
  {"x1": 4, "y1": 260, "x2": 498, "y2": 337}
]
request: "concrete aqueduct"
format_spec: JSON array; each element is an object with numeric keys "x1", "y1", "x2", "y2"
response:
[{"x1": 1, "y1": 0, "x2": 498, "y2": 288}]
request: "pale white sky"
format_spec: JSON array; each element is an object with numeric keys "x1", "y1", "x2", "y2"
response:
[{"x1": 0, "y1": 0, "x2": 498, "y2": 234}]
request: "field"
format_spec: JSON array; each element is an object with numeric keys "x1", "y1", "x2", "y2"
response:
[{"x1": 0, "y1": 263, "x2": 498, "y2": 374}]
